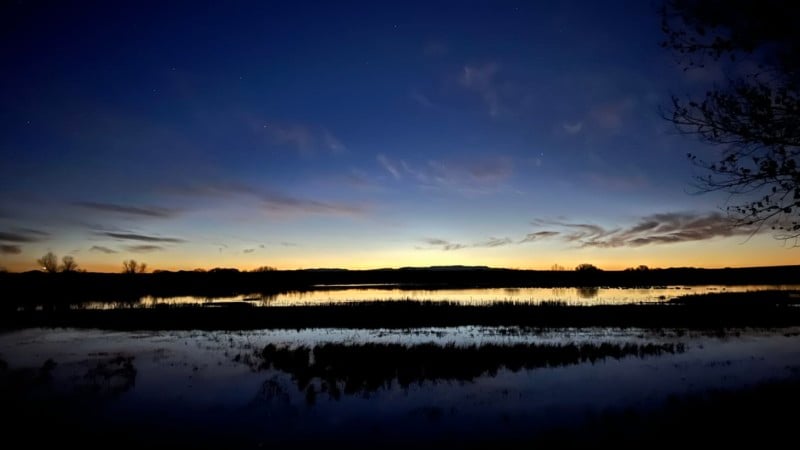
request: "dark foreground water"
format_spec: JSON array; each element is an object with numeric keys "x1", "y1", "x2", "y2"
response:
[{"x1": 2, "y1": 327, "x2": 800, "y2": 447}]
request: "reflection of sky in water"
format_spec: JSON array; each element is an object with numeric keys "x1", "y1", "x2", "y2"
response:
[
  {"x1": 73, "y1": 284, "x2": 800, "y2": 309},
  {"x1": 2, "y1": 327, "x2": 800, "y2": 443}
]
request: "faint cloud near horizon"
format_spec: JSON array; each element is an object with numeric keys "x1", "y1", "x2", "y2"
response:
[
  {"x1": 124, "y1": 244, "x2": 164, "y2": 253},
  {"x1": 0, "y1": 227, "x2": 48, "y2": 255},
  {"x1": 419, "y1": 238, "x2": 467, "y2": 251},
  {"x1": 89, "y1": 245, "x2": 117, "y2": 254},
  {"x1": 170, "y1": 181, "x2": 368, "y2": 219},
  {"x1": 519, "y1": 230, "x2": 559, "y2": 243},
  {"x1": 530, "y1": 211, "x2": 762, "y2": 248},
  {"x1": 421, "y1": 211, "x2": 760, "y2": 252},
  {"x1": 419, "y1": 236, "x2": 513, "y2": 251},
  {"x1": 0, "y1": 244, "x2": 22, "y2": 254},
  {"x1": 74, "y1": 201, "x2": 180, "y2": 219},
  {"x1": 93, "y1": 230, "x2": 186, "y2": 244},
  {"x1": 0, "y1": 229, "x2": 49, "y2": 243}
]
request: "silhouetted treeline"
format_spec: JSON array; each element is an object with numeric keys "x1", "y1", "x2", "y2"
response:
[
  {"x1": 252, "y1": 342, "x2": 683, "y2": 398},
  {"x1": 1, "y1": 265, "x2": 798, "y2": 307},
  {"x1": 5, "y1": 297, "x2": 800, "y2": 330}
]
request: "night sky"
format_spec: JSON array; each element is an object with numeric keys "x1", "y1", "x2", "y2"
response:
[{"x1": 0, "y1": 0, "x2": 794, "y2": 272}]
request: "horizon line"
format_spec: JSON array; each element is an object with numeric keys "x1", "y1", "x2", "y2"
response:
[{"x1": 4, "y1": 263, "x2": 800, "y2": 274}]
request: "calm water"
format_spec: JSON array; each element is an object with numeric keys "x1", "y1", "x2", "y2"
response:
[
  {"x1": 76, "y1": 284, "x2": 800, "y2": 309},
  {"x1": 2, "y1": 327, "x2": 799, "y2": 445}
]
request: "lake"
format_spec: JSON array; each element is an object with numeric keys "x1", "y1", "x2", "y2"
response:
[
  {"x1": 2, "y1": 326, "x2": 800, "y2": 446},
  {"x1": 72, "y1": 283, "x2": 800, "y2": 309}
]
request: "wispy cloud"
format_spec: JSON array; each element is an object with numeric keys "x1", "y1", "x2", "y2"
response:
[
  {"x1": 421, "y1": 238, "x2": 467, "y2": 251},
  {"x1": 410, "y1": 89, "x2": 435, "y2": 108},
  {"x1": 477, "y1": 237, "x2": 513, "y2": 247},
  {"x1": 377, "y1": 154, "x2": 515, "y2": 194},
  {"x1": 74, "y1": 201, "x2": 179, "y2": 218},
  {"x1": 125, "y1": 245, "x2": 164, "y2": 253},
  {"x1": 322, "y1": 129, "x2": 346, "y2": 154},
  {"x1": 531, "y1": 212, "x2": 760, "y2": 248},
  {"x1": 98, "y1": 232, "x2": 185, "y2": 243},
  {"x1": 460, "y1": 63, "x2": 501, "y2": 117},
  {"x1": 462, "y1": 158, "x2": 514, "y2": 184},
  {"x1": 263, "y1": 122, "x2": 314, "y2": 153},
  {"x1": 281, "y1": 241, "x2": 298, "y2": 247},
  {"x1": 243, "y1": 248, "x2": 255, "y2": 254},
  {"x1": 260, "y1": 191, "x2": 365, "y2": 216},
  {"x1": 377, "y1": 154, "x2": 402, "y2": 180},
  {"x1": 173, "y1": 182, "x2": 366, "y2": 218},
  {"x1": 89, "y1": 245, "x2": 117, "y2": 254},
  {"x1": 341, "y1": 168, "x2": 384, "y2": 191},
  {"x1": 519, "y1": 231, "x2": 560, "y2": 243},
  {"x1": 0, "y1": 229, "x2": 47, "y2": 243},
  {"x1": 13, "y1": 227, "x2": 49, "y2": 237},
  {"x1": 255, "y1": 121, "x2": 346, "y2": 156},
  {"x1": 421, "y1": 236, "x2": 513, "y2": 251},
  {"x1": 421, "y1": 212, "x2": 754, "y2": 252},
  {"x1": 0, "y1": 244, "x2": 21, "y2": 254}
]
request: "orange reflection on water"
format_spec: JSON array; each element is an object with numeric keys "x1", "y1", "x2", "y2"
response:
[{"x1": 73, "y1": 284, "x2": 800, "y2": 309}]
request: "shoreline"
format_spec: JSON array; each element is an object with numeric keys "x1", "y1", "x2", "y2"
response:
[{"x1": 5, "y1": 291, "x2": 800, "y2": 330}]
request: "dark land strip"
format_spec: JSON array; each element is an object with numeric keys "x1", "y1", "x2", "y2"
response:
[
  {"x1": 2, "y1": 265, "x2": 798, "y2": 306},
  {"x1": 4, "y1": 292, "x2": 800, "y2": 330}
]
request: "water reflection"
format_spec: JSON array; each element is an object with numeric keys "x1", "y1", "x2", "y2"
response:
[
  {"x1": 576, "y1": 286, "x2": 600, "y2": 299},
  {"x1": 2, "y1": 327, "x2": 800, "y2": 445},
  {"x1": 250, "y1": 342, "x2": 684, "y2": 398},
  {"x1": 69, "y1": 284, "x2": 800, "y2": 309},
  {"x1": 81, "y1": 355, "x2": 136, "y2": 396},
  {"x1": 2, "y1": 353, "x2": 136, "y2": 400}
]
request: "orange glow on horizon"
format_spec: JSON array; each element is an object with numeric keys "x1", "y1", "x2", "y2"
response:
[{"x1": 2, "y1": 247, "x2": 797, "y2": 273}]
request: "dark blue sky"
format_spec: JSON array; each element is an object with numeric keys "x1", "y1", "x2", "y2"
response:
[{"x1": 0, "y1": 0, "x2": 792, "y2": 271}]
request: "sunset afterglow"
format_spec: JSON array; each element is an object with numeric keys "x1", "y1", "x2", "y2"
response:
[{"x1": 1, "y1": 1, "x2": 794, "y2": 272}]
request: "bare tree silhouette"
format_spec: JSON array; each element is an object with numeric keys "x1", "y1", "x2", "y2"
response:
[
  {"x1": 37, "y1": 252, "x2": 58, "y2": 273},
  {"x1": 575, "y1": 263, "x2": 601, "y2": 272},
  {"x1": 59, "y1": 255, "x2": 79, "y2": 272},
  {"x1": 122, "y1": 259, "x2": 148, "y2": 274},
  {"x1": 661, "y1": 0, "x2": 800, "y2": 244}
]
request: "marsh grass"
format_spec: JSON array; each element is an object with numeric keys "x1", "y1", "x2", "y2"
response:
[
  {"x1": 251, "y1": 341, "x2": 684, "y2": 397},
  {"x1": 669, "y1": 289, "x2": 800, "y2": 306},
  {"x1": 5, "y1": 293, "x2": 800, "y2": 330}
]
